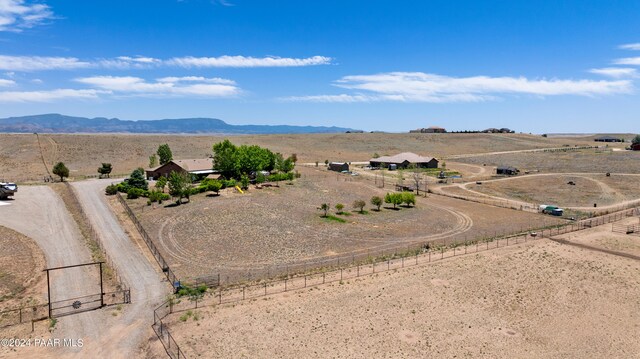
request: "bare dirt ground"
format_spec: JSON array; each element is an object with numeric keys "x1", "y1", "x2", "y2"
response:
[
  {"x1": 460, "y1": 173, "x2": 640, "y2": 208},
  {"x1": 0, "y1": 133, "x2": 594, "y2": 182},
  {"x1": 132, "y1": 166, "x2": 563, "y2": 282},
  {"x1": 0, "y1": 226, "x2": 46, "y2": 309},
  {"x1": 455, "y1": 147, "x2": 640, "y2": 174},
  {"x1": 166, "y1": 237, "x2": 640, "y2": 359}
]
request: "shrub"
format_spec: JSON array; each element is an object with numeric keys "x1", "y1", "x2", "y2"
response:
[
  {"x1": 335, "y1": 203, "x2": 344, "y2": 214},
  {"x1": 222, "y1": 179, "x2": 237, "y2": 188},
  {"x1": 126, "y1": 187, "x2": 146, "y2": 199},
  {"x1": 105, "y1": 184, "x2": 118, "y2": 195},
  {"x1": 240, "y1": 174, "x2": 250, "y2": 190}
]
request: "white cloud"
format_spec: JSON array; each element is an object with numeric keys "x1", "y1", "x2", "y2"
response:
[
  {"x1": 157, "y1": 76, "x2": 236, "y2": 85},
  {"x1": 166, "y1": 55, "x2": 332, "y2": 68},
  {"x1": 75, "y1": 75, "x2": 239, "y2": 97},
  {"x1": 283, "y1": 94, "x2": 375, "y2": 103},
  {"x1": 0, "y1": 0, "x2": 54, "y2": 32},
  {"x1": 287, "y1": 72, "x2": 632, "y2": 103},
  {"x1": 0, "y1": 77, "x2": 14, "y2": 86},
  {"x1": 98, "y1": 56, "x2": 162, "y2": 69},
  {"x1": 0, "y1": 54, "x2": 332, "y2": 71},
  {"x1": 613, "y1": 57, "x2": 640, "y2": 66},
  {"x1": 619, "y1": 43, "x2": 640, "y2": 51},
  {"x1": 589, "y1": 67, "x2": 638, "y2": 78},
  {"x1": 0, "y1": 55, "x2": 91, "y2": 71},
  {"x1": 0, "y1": 88, "x2": 104, "y2": 102}
]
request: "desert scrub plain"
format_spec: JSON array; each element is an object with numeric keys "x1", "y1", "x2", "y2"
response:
[
  {"x1": 0, "y1": 226, "x2": 46, "y2": 313},
  {"x1": 0, "y1": 132, "x2": 596, "y2": 181},
  {"x1": 465, "y1": 173, "x2": 640, "y2": 208},
  {"x1": 165, "y1": 238, "x2": 640, "y2": 359},
  {"x1": 130, "y1": 166, "x2": 563, "y2": 282},
  {"x1": 455, "y1": 147, "x2": 640, "y2": 174}
]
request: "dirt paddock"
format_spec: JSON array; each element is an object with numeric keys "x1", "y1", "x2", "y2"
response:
[
  {"x1": 130, "y1": 166, "x2": 564, "y2": 282},
  {"x1": 166, "y1": 236, "x2": 640, "y2": 359}
]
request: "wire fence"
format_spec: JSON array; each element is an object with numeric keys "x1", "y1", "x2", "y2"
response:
[
  {"x1": 612, "y1": 223, "x2": 640, "y2": 236},
  {"x1": 152, "y1": 206, "x2": 638, "y2": 359},
  {"x1": 115, "y1": 192, "x2": 182, "y2": 288}
]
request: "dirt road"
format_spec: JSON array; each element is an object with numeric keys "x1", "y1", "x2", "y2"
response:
[
  {"x1": 0, "y1": 186, "x2": 103, "y2": 357},
  {"x1": 70, "y1": 179, "x2": 168, "y2": 357},
  {"x1": 0, "y1": 182, "x2": 167, "y2": 358}
]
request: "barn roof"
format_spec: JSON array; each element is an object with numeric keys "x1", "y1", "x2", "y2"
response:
[{"x1": 370, "y1": 152, "x2": 436, "y2": 164}]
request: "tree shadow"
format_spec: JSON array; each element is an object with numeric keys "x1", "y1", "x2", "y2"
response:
[{"x1": 383, "y1": 206, "x2": 400, "y2": 211}]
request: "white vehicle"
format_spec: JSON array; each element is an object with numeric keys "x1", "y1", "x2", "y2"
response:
[{"x1": 0, "y1": 182, "x2": 17, "y2": 200}]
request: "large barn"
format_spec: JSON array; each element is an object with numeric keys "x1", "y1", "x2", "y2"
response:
[
  {"x1": 369, "y1": 152, "x2": 438, "y2": 169},
  {"x1": 146, "y1": 159, "x2": 217, "y2": 180}
]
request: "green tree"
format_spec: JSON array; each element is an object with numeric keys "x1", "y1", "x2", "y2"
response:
[
  {"x1": 157, "y1": 144, "x2": 173, "y2": 165},
  {"x1": 632, "y1": 134, "x2": 640, "y2": 145},
  {"x1": 324, "y1": 159, "x2": 329, "y2": 165},
  {"x1": 149, "y1": 154, "x2": 158, "y2": 168},
  {"x1": 155, "y1": 176, "x2": 167, "y2": 192},
  {"x1": 371, "y1": 196, "x2": 382, "y2": 211},
  {"x1": 97, "y1": 163, "x2": 112, "y2": 178},
  {"x1": 401, "y1": 192, "x2": 416, "y2": 207},
  {"x1": 255, "y1": 172, "x2": 266, "y2": 184},
  {"x1": 335, "y1": 203, "x2": 344, "y2": 214},
  {"x1": 53, "y1": 162, "x2": 69, "y2": 182},
  {"x1": 212, "y1": 139, "x2": 239, "y2": 179},
  {"x1": 319, "y1": 203, "x2": 329, "y2": 217},
  {"x1": 127, "y1": 167, "x2": 148, "y2": 190},
  {"x1": 353, "y1": 199, "x2": 366, "y2": 213},
  {"x1": 384, "y1": 192, "x2": 402, "y2": 209},
  {"x1": 168, "y1": 171, "x2": 190, "y2": 204}
]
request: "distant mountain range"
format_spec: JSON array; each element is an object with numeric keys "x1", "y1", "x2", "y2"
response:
[{"x1": 0, "y1": 114, "x2": 356, "y2": 134}]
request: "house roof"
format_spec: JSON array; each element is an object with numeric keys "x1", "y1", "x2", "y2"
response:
[
  {"x1": 172, "y1": 159, "x2": 213, "y2": 172},
  {"x1": 147, "y1": 159, "x2": 214, "y2": 173},
  {"x1": 329, "y1": 162, "x2": 348, "y2": 166},
  {"x1": 370, "y1": 152, "x2": 436, "y2": 164}
]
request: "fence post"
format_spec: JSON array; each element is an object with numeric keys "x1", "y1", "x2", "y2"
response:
[{"x1": 264, "y1": 282, "x2": 267, "y2": 296}]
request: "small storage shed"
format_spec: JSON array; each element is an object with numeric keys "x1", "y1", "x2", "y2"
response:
[{"x1": 328, "y1": 162, "x2": 349, "y2": 172}]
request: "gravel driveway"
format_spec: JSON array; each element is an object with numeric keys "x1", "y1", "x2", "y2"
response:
[{"x1": 71, "y1": 179, "x2": 168, "y2": 357}]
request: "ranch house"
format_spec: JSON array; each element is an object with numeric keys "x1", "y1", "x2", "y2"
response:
[
  {"x1": 369, "y1": 152, "x2": 439, "y2": 169},
  {"x1": 146, "y1": 159, "x2": 217, "y2": 181}
]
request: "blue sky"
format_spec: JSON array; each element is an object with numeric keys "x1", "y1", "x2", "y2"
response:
[{"x1": 0, "y1": 0, "x2": 639, "y2": 133}]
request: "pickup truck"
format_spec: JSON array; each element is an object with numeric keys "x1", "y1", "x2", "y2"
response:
[{"x1": 0, "y1": 182, "x2": 17, "y2": 200}]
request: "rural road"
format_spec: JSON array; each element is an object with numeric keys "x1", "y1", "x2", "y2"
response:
[
  {"x1": 71, "y1": 179, "x2": 168, "y2": 358},
  {"x1": 0, "y1": 186, "x2": 103, "y2": 357},
  {"x1": 0, "y1": 182, "x2": 167, "y2": 358}
]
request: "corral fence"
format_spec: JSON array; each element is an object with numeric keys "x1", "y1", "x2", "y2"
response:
[
  {"x1": 115, "y1": 192, "x2": 183, "y2": 288},
  {"x1": 612, "y1": 223, "x2": 640, "y2": 236},
  {"x1": 152, "y1": 206, "x2": 638, "y2": 359}
]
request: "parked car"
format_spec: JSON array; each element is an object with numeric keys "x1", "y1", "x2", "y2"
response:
[{"x1": 0, "y1": 182, "x2": 18, "y2": 200}]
